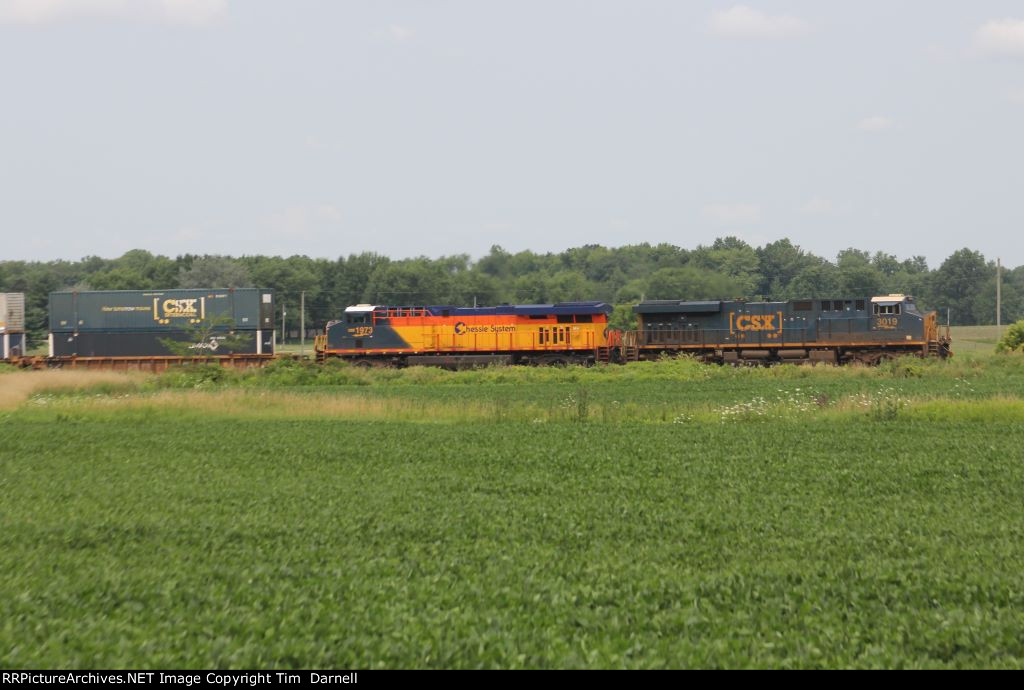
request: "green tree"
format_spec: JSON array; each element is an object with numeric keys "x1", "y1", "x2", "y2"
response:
[
  {"x1": 932, "y1": 249, "x2": 992, "y2": 325},
  {"x1": 996, "y1": 320, "x2": 1024, "y2": 353},
  {"x1": 645, "y1": 267, "x2": 745, "y2": 301},
  {"x1": 691, "y1": 237, "x2": 761, "y2": 296},
  {"x1": 614, "y1": 279, "x2": 646, "y2": 304},
  {"x1": 447, "y1": 271, "x2": 503, "y2": 306},
  {"x1": 757, "y1": 239, "x2": 813, "y2": 297},
  {"x1": 477, "y1": 245, "x2": 513, "y2": 279},
  {"x1": 608, "y1": 304, "x2": 638, "y2": 331},
  {"x1": 972, "y1": 276, "x2": 1023, "y2": 326},
  {"x1": 784, "y1": 262, "x2": 841, "y2": 299},
  {"x1": 363, "y1": 260, "x2": 451, "y2": 304},
  {"x1": 542, "y1": 271, "x2": 594, "y2": 303}
]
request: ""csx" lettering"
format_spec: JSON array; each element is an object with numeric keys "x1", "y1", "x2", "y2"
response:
[
  {"x1": 734, "y1": 314, "x2": 777, "y2": 331},
  {"x1": 163, "y1": 299, "x2": 198, "y2": 316}
]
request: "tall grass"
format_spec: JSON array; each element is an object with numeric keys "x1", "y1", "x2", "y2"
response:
[
  {"x1": 0, "y1": 369, "x2": 144, "y2": 410},
  {"x1": 137, "y1": 353, "x2": 1022, "y2": 390},
  {"x1": 15, "y1": 384, "x2": 1024, "y2": 425}
]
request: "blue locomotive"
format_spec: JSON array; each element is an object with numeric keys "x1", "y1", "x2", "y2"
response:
[{"x1": 626, "y1": 294, "x2": 951, "y2": 364}]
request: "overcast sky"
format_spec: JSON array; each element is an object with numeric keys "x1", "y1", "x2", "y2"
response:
[{"x1": 2, "y1": 1, "x2": 1023, "y2": 266}]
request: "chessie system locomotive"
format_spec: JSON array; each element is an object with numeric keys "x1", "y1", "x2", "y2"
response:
[{"x1": 1, "y1": 289, "x2": 951, "y2": 369}]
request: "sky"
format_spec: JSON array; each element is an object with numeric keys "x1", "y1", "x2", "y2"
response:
[{"x1": 1, "y1": 1, "x2": 1023, "y2": 266}]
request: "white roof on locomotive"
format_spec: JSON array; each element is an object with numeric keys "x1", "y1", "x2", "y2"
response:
[
  {"x1": 344, "y1": 304, "x2": 377, "y2": 313},
  {"x1": 871, "y1": 294, "x2": 909, "y2": 304}
]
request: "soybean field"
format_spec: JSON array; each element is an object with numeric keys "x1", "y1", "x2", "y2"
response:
[{"x1": 1, "y1": 350, "x2": 1023, "y2": 668}]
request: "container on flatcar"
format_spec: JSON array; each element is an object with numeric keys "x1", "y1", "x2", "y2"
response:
[
  {"x1": 1, "y1": 292, "x2": 27, "y2": 358},
  {"x1": 47, "y1": 288, "x2": 275, "y2": 359},
  {"x1": 49, "y1": 288, "x2": 274, "y2": 332}
]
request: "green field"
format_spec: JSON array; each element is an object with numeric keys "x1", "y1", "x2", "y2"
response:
[{"x1": 2, "y1": 352, "x2": 1024, "y2": 668}]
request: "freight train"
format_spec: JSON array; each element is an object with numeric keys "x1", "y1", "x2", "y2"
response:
[{"x1": 0, "y1": 290, "x2": 951, "y2": 369}]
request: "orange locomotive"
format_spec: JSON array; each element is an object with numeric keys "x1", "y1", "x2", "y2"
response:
[{"x1": 314, "y1": 302, "x2": 617, "y2": 367}]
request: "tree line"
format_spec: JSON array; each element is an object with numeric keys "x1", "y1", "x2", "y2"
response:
[{"x1": 1, "y1": 238, "x2": 1020, "y2": 340}]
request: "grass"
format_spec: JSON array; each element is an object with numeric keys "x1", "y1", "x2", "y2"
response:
[
  {"x1": 2, "y1": 354, "x2": 1024, "y2": 668},
  {"x1": 950, "y1": 325, "x2": 1003, "y2": 354},
  {"x1": 0, "y1": 369, "x2": 145, "y2": 410}
]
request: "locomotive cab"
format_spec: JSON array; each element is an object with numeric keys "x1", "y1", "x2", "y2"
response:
[
  {"x1": 326, "y1": 304, "x2": 384, "y2": 350},
  {"x1": 870, "y1": 294, "x2": 918, "y2": 337},
  {"x1": 871, "y1": 294, "x2": 950, "y2": 358}
]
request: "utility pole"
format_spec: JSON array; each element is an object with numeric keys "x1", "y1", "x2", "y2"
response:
[
  {"x1": 282, "y1": 301, "x2": 286, "y2": 347},
  {"x1": 997, "y1": 257, "x2": 1002, "y2": 340},
  {"x1": 300, "y1": 291, "x2": 306, "y2": 356}
]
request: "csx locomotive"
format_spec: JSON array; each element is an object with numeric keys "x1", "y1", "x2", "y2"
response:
[{"x1": 627, "y1": 294, "x2": 951, "y2": 364}]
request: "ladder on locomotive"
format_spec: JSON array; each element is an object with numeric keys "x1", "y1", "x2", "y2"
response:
[{"x1": 620, "y1": 330, "x2": 640, "y2": 362}]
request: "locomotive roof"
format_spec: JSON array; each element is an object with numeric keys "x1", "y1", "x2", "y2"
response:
[
  {"x1": 436, "y1": 302, "x2": 612, "y2": 316},
  {"x1": 354, "y1": 302, "x2": 612, "y2": 316},
  {"x1": 870, "y1": 294, "x2": 910, "y2": 304},
  {"x1": 634, "y1": 300, "x2": 723, "y2": 314}
]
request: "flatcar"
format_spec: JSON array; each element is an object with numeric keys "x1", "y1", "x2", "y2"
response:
[
  {"x1": 314, "y1": 302, "x2": 617, "y2": 367},
  {"x1": 624, "y1": 294, "x2": 951, "y2": 364}
]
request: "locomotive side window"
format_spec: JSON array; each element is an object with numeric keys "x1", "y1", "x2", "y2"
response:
[
  {"x1": 873, "y1": 304, "x2": 901, "y2": 315},
  {"x1": 856, "y1": 300, "x2": 866, "y2": 311},
  {"x1": 575, "y1": 314, "x2": 593, "y2": 323},
  {"x1": 557, "y1": 315, "x2": 573, "y2": 324}
]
